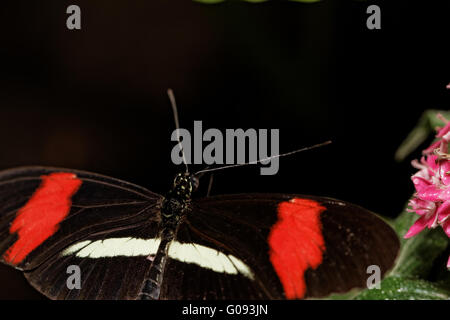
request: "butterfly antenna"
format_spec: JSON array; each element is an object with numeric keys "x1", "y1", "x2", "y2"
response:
[
  {"x1": 167, "y1": 88, "x2": 189, "y2": 173},
  {"x1": 194, "y1": 140, "x2": 332, "y2": 176}
]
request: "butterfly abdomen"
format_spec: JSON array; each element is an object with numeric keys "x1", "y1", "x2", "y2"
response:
[{"x1": 138, "y1": 237, "x2": 172, "y2": 300}]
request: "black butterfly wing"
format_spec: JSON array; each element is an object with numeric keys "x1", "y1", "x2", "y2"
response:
[
  {"x1": 159, "y1": 194, "x2": 400, "y2": 300},
  {"x1": 0, "y1": 166, "x2": 163, "y2": 299},
  {"x1": 160, "y1": 221, "x2": 277, "y2": 299},
  {"x1": 24, "y1": 224, "x2": 161, "y2": 299},
  {"x1": 0, "y1": 167, "x2": 400, "y2": 300}
]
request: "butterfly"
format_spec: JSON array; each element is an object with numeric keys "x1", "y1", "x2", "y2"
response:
[
  {"x1": 0, "y1": 91, "x2": 400, "y2": 300},
  {"x1": 0, "y1": 166, "x2": 400, "y2": 300}
]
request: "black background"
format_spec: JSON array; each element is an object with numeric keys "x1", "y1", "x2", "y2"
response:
[{"x1": 0, "y1": 0, "x2": 449, "y2": 299}]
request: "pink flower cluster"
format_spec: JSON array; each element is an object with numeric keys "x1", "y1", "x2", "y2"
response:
[{"x1": 406, "y1": 114, "x2": 450, "y2": 269}]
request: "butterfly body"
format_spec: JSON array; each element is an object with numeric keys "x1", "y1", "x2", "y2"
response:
[{"x1": 139, "y1": 172, "x2": 196, "y2": 300}]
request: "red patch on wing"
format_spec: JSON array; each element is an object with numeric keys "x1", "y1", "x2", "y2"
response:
[
  {"x1": 3, "y1": 172, "x2": 82, "y2": 265},
  {"x1": 268, "y1": 198, "x2": 326, "y2": 299}
]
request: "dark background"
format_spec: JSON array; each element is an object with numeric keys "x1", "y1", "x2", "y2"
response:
[{"x1": 0, "y1": 0, "x2": 448, "y2": 299}]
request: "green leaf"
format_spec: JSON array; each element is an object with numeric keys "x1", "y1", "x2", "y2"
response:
[
  {"x1": 354, "y1": 198, "x2": 449, "y2": 300},
  {"x1": 289, "y1": 0, "x2": 321, "y2": 2},
  {"x1": 391, "y1": 203, "x2": 449, "y2": 278},
  {"x1": 395, "y1": 110, "x2": 450, "y2": 162},
  {"x1": 324, "y1": 203, "x2": 449, "y2": 300},
  {"x1": 193, "y1": 0, "x2": 321, "y2": 3},
  {"x1": 355, "y1": 276, "x2": 450, "y2": 300},
  {"x1": 322, "y1": 288, "x2": 363, "y2": 300},
  {"x1": 435, "y1": 266, "x2": 450, "y2": 290}
]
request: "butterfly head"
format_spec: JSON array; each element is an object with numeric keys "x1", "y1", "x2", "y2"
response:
[{"x1": 172, "y1": 172, "x2": 199, "y2": 199}]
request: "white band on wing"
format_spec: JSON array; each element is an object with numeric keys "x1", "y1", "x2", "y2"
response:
[{"x1": 62, "y1": 237, "x2": 254, "y2": 279}]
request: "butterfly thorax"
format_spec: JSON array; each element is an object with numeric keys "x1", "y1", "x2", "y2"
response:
[{"x1": 160, "y1": 172, "x2": 197, "y2": 230}]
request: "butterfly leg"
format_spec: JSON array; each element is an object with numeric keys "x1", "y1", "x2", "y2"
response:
[{"x1": 206, "y1": 174, "x2": 214, "y2": 197}]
